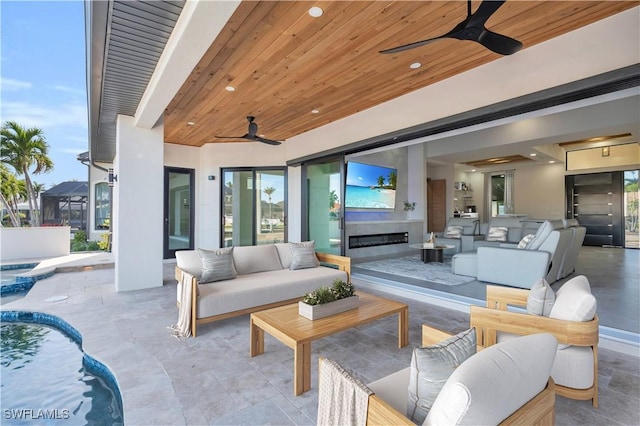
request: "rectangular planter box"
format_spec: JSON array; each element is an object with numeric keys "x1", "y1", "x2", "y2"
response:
[{"x1": 298, "y1": 295, "x2": 360, "y2": 320}]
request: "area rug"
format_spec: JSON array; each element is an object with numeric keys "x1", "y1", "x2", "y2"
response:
[{"x1": 355, "y1": 255, "x2": 475, "y2": 286}]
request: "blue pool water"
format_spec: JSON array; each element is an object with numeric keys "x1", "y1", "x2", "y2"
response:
[{"x1": 1, "y1": 312, "x2": 123, "y2": 425}]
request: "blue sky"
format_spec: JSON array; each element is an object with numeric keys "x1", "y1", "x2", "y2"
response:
[{"x1": 1, "y1": 0, "x2": 88, "y2": 190}]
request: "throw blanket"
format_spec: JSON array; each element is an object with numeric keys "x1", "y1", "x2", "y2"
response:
[
  {"x1": 317, "y1": 358, "x2": 373, "y2": 426},
  {"x1": 169, "y1": 271, "x2": 194, "y2": 339}
]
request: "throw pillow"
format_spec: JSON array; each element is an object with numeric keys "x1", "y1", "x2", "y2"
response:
[
  {"x1": 486, "y1": 226, "x2": 508, "y2": 242},
  {"x1": 198, "y1": 247, "x2": 236, "y2": 284},
  {"x1": 517, "y1": 233, "x2": 537, "y2": 249},
  {"x1": 406, "y1": 328, "x2": 477, "y2": 424},
  {"x1": 444, "y1": 225, "x2": 463, "y2": 238},
  {"x1": 289, "y1": 241, "x2": 320, "y2": 270},
  {"x1": 526, "y1": 278, "x2": 555, "y2": 316},
  {"x1": 549, "y1": 275, "x2": 596, "y2": 322}
]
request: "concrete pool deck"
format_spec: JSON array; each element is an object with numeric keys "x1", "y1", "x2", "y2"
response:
[{"x1": 1, "y1": 257, "x2": 638, "y2": 425}]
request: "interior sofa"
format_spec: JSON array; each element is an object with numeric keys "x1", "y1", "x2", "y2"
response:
[
  {"x1": 175, "y1": 243, "x2": 351, "y2": 336},
  {"x1": 433, "y1": 217, "x2": 479, "y2": 254},
  {"x1": 473, "y1": 215, "x2": 532, "y2": 249},
  {"x1": 452, "y1": 219, "x2": 586, "y2": 288},
  {"x1": 319, "y1": 324, "x2": 557, "y2": 426}
]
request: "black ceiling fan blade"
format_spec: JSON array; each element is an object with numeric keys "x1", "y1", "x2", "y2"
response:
[
  {"x1": 379, "y1": 36, "x2": 443, "y2": 54},
  {"x1": 255, "y1": 136, "x2": 282, "y2": 146},
  {"x1": 477, "y1": 29, "x2": 522, "y2": 55},
  {"x1": 468, "y1": 0, "x2": 506, "y2": 28},
  {"x1": 215, "y1": 134, "x2": 249, "y2": 139}
]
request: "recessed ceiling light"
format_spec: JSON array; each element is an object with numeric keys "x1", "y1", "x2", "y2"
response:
[
  {"x1": 311, "y1": 109, "x2": 320, "y2": 114},
  {"x1": 410, "y1": 62, "x2": 422, "y2": 69},
  {"x1": 187, "y1": 121, "x2": 195, "y2": 126},
  {"x1": 530, "y1": 153, "x2": 537, "y2": 157},
  {"x1": 225, "y1": 85, "x2": 235, "y2": 92},
  {"x1": 471, "y1": 169, "x2": 476, "y2": 172},
  {"x1": 308, "y1": 6, "x2": 323, "y2": 17},
  {"x1": 549, "y1": 160, "x2": 555, "y2": 164}
]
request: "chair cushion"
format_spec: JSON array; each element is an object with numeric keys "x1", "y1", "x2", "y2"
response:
[
  {"x1": 527, "y1": 220, "x2": 558, "y2": 250},
  {"x1": 486, "y1": 226, "x2": 508, "y2": 242},
  {"x1": 175, "y1": 250, "x2": 203, "y2": 278},
  {"x1": 527, "y1": 278, "x2": 555, "y2": 316},
  {"x1": 289, "y1": 241, "x2": 320, "y2": 270},
  {"x1": 425, "y1": 333, "x2": 558, "y2": 426},
  {"x1": 549, "y1": 275, "x2": 596, "y2": 322},
  {"x1": 199, "y1": 247, "x2": 236, "y2": 283},
  {"x1": 407, "y1": 328, "x2": 476, "y2": 424},
  {"x1": 444, "y1": 225, "x2": 464, "y2": 239},
  {"x1": 552, "y1": 345, "x2": 595, "y2": 389}
]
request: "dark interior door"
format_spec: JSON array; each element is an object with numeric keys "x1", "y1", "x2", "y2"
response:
[{"x1": 566, "y1": 172, "x2": 623, "y2": 247}]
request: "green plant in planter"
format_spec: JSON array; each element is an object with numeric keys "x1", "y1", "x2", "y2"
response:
[{"x1": 302, "y1": 280, "x2": 355, "y2": 305}]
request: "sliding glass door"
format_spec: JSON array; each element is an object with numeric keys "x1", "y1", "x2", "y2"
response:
[
  {"x1": 221, "y1": 168, "x2": 286, "y2": 247},
  {"x1": 624, "y1": 170, "x2": 639, "y2": 248},
  {"x1": 303, "y1": 158, "x2": 344, "y2": 255}
]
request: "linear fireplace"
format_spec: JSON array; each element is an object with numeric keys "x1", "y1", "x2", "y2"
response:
[{"x1": 349, "y1": 232, "x2": 408, "y2": 249}]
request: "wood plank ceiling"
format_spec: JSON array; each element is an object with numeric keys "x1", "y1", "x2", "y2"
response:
[{"x1": 164, "y1": 1, "x2": 637, "y2": 147}]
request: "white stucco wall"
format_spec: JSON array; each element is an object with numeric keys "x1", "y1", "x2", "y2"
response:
[
  {"x1": 113, "y1": 115, "x2": 164, "y2": 291},
  {"x1": 0, "y1": 227, "x2": 71, "y2": 261}
]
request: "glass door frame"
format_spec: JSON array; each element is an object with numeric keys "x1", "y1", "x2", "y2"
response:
[
  {"x1": 163, "y1": 167, "x2": 195, "y2": 259},
  {"x1": 301, "y1": 155, "x2": 346, "y2": 256}
]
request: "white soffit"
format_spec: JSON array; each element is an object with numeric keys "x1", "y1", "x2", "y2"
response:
[{"x1": 134, "y1": 0, "x2": 241, "y2": 129}]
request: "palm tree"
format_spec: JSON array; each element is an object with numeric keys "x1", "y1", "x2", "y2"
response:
[
  {"x1": 0, "y1": 164, "x2": 21, "y2": 226},
  {"x1": 1, "y1": 121, "x2": 53, "y2": 226},
  {"x1": 263, "y1": 186, "x2": 276, "y2": 219}
]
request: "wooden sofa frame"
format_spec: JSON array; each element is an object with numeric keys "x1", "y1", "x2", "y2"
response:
[
  {"x1": 363, "y1": 324, "x2": 556, "y2": 425},
  {"x1": 471, "y1": 285, "x2": 599, "y2": 407},
  {"x1": 175, "y1": 252, "x2": 351, "y2": 337}
]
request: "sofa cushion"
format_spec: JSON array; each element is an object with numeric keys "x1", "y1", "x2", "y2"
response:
[
  {"x1": 444, "y1": 225, "x2": 463, "y2": 239},
  {"x1": 407, "y1": 328, "x2": 476, "y2": 424},
  {"x1": 275, "y1": 243, "x2": 293, "y2": 269},
  {"x1": 486, "y1": 226, "x2": 508, "y2": 242},
  {"x1": 199, "y1": 247, "x2": 236, "y2": 284},
  {"x1": 368, "y1": 367, "x2": 411, "y2": 415},
  {"x1": 232, "y1": 245, "x2": 283, "y2": 275},
  {"x1": 425, "y1": 333, "x2": 558, "y2": 426},
  {"x1": 527, "y1": 220, "x2": 560, "y2": 250},
  {"x1": 550, "y1": 275, "x2": 596, "y2": 322},
  {"x1": 196, "y1": 267, "x2": 347, "y2": 318},
  {"x1": 527, "y1": 278, "x2": 555, "y2": 316},
  {"x1": 290, "y1": 241, "x2": 320, "y2": 270}
]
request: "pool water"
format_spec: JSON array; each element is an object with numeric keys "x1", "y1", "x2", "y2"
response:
[{"x1": 1, "y1": 322, "x2": 123, "y2": 425}]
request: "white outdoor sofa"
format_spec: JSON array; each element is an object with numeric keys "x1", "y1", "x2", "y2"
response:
[{"x1": 175, "y1": 243, "x2": 351, "y2": 336}]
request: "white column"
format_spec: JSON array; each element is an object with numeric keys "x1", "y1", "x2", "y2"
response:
[{"x1": 113, "y1": 115, "x2": 164, "y2": 291}]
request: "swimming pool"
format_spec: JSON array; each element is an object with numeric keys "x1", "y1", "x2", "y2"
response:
[
  {"x1": 0, "y1": 263, "x2": 52, "y2": 296},
  {"x1": 1, "y1": 311, "x2": 123, "y2": 425}
]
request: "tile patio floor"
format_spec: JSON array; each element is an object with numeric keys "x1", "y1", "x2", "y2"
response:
[{"x1": 1, "y1": 253, "x2": 639, "y2": 425}]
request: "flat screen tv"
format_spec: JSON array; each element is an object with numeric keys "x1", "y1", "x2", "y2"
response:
[{"x1": 345, "y1": 161, "x2": 397, "y2": 209}]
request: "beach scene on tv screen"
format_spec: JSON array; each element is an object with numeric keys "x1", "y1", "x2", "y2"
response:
[{"x1": 345, "y1": 162, "x2": 397, "y2": 209}]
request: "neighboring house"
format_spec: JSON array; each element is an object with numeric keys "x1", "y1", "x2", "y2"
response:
[
  {"x1": 84, "y1": 1, "x2": 640, "y2": 292},
  {"x1": 40, "y1": 181, "x2": 88, "y2": 231}
]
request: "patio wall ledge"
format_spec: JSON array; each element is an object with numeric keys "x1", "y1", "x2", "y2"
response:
[{"x1": 0, "y1": 226, "x2": 71, "y2": 262}]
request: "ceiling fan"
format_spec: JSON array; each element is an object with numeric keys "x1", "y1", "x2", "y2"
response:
[
  {"x1": 380, "y1": 0, "x2": 522, "y2": 56},
  {"x1": 215, "y1": 116, "x2": 282, "y2": 145}
]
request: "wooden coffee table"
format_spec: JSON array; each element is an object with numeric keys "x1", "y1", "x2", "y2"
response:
[{"x1": 250, "y1": 291, "x2": 409, "y2": 395}]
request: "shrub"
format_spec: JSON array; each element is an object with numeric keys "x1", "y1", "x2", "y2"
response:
[{"x1": 302, "y1": 280, "x2": 355, "y2": 305}]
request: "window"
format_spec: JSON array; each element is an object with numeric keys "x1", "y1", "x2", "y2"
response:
[
  {"x1": 95, "y1": 182, "x2": 110, "y2": 230},
  {"x1": 487, "y1": 170, "x2": 514, "y2": 217}
]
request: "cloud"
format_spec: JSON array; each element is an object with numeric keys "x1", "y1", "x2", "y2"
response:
[
  {"x1": 51, "y1": 85, "x2": 86, "y2": 97},
  {"x1": 1, "y1": 77, "x2": 32, "y2": 91},
  {"x1": 2, "y1": 100, "x2": 87, "y2": 131},
  {"x1": 58, "y1": 147, "x2": 87, "y2": 155}
]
